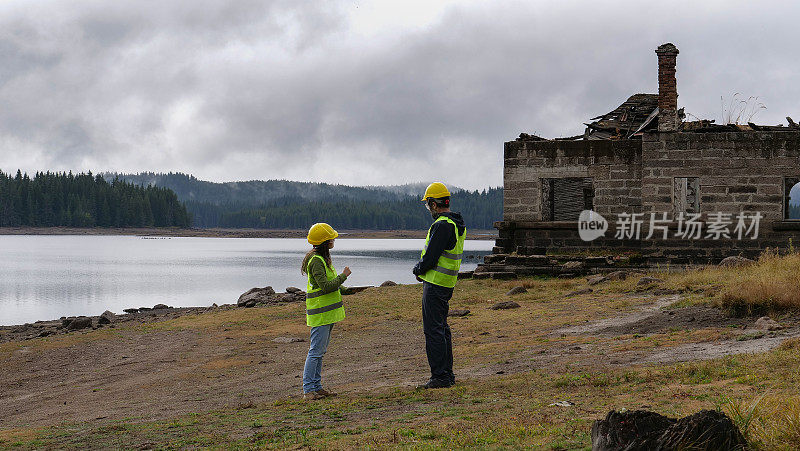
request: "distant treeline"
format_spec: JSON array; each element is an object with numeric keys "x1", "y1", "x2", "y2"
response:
[
  {"x1": 107, "y1": 172, "x2": 415, "y2": 204},
  {"x1": 186, "y1": 188, "x2": 503, "y2": 230},
  {"x1": 111, "y1": 172, "x2": 503, "y2": 230},
  {"x1": 0, "y1": 171, "x2": 190, "y2": 228},
  {"x1": 791, "y1": 204, "x2": 800, "y2": 220}
]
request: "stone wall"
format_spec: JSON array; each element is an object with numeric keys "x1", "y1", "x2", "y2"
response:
[
  {"x1": 496, "y1": 130, "x2": 800, "y2": 264},
  {"x1": 494, "y1": 221, "x2": 800, "y2": 263},
  {"x1": 503, "y1": 139, "x2": 642, "y2": 222},
  {"x1": 641, "y1": 131, "x2": 800, "y2": 220}
]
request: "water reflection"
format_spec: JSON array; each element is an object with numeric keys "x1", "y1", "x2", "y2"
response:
[{"x1": 0, "y1": 236, "x2": 492, "y2": 325}]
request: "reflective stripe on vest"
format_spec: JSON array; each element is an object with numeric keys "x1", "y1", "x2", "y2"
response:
[
  {"x1": 305, "y1": 255, "x2": 346, "y2": 327},
  {"x1": 422, "y1": 247, "x2": 462, "y2": 261},
  {"x1": 419, "y1": 216, "x2": 466, "y2": 288},
  {"x1": 433, "y1": 265, "x2": 459, "y2": 277},
  {"x1": 307, "y1": 301, "x2": 343, "y2": 315}
]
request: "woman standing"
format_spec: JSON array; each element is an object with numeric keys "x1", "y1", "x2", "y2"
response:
[{"x1": 301, "y1": 223, "x2": 351, "y2": 400}]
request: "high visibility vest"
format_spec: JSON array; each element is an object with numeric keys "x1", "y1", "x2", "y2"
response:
[
  {"x1": 419, "y1": 216, "x2": 466, "y2": 288},
  {"x1": 305, "y1": 255, "x2": 346, "y2": 327}
]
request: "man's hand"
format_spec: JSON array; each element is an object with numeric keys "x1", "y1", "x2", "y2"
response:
[
  {"x1": 342, "y1": 266, "x2": 352, "y2": 277},
  {"x1": 416, "y1": 275, "x2": 423, "y2": 283}
]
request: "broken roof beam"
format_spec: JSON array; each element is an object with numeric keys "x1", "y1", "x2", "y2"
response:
[{"x1": 553, "y1": 134, "x2": 585, "y2": 141}]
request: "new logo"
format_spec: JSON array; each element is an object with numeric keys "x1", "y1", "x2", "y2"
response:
[{"x1": 578, "y1": 210, "x2": 608, "y2": 241}]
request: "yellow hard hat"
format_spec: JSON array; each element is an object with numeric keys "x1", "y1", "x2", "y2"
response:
[
  {"x1": 421, "y1": 182, "x2": 451, "y2": 201},
  {"x1": 307, "y1": 223, "x2": 339, "y2": 245}
]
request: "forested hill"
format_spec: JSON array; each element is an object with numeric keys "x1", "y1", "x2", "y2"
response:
[
  {"x1": 108, "y1": 172, "x2": 503, "y2": 230},
  {"x1": 106, "y1": 172, "x2": 418, "y2": 204},
  {"x1": 0, "y1": 171, "x2": 190, "y2": 227}
]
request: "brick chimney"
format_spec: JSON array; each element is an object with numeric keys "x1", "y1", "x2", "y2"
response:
[{"x1": 655, "y1": 43, "x2": 679, "y2": 132}]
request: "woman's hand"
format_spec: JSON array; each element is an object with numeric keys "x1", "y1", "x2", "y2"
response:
[{"x1": 342, "y1": 266, "x2": 352, "y2": 277}]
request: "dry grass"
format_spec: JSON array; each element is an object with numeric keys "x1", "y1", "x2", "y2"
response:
[
  {"x1": 724, "y1": 394, "x2": 800, "y2": 450},
  {"x1": 715, "y1": 251, "x2": 800, "y2": 315},
  {"x1": 0, "y1": 428, "x2": 36, "y2": 443},
  {"x1": 724, "y1": 338, "x2": 800, "y2": 449},
  {"x1": 665, "y1": 251, "x2": 800, "y2": 315}
]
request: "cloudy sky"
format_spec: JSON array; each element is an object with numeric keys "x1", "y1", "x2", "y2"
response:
[{"x1": 1, "y1": 0, "x2": 798, "y2": 189}]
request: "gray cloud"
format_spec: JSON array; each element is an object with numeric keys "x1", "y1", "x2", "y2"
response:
[{"x1": 1, "y1": 0, "x2": 798, "y2": 190}]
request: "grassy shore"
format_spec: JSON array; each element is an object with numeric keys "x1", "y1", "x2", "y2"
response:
[{"x1": 1, "y1": 253, "x2": 799, "y2": 449}]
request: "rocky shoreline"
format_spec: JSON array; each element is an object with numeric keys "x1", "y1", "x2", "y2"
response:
[
  {"x1": 0, "y1": 305, "x2": 222, "y2": 343},
  {"x1": 0, "y1": 283, "x2": 385, "y2": 343},
  {"x1": 0, "y1": 285, "x2": 314, "y2": 343}
]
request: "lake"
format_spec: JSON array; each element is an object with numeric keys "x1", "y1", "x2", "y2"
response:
[{"x1": 0, "y1": 235, "x2": 493, "y2": 325}]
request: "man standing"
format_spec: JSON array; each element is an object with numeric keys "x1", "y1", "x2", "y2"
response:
[{"x1": 413, "y1": 182, "x2": 466, "y2": 389}]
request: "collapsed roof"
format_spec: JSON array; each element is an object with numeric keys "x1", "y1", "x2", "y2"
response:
[
  {"x1": 515, "y1": 93, "x2": 800, "y2": 142},
  {"x1": 583, "y1": 94, "x2": 659, "y2": 140},
  {"x1": 515, "y1": 94, "x2": 660, "y2": 142},
  {"x1": 579, "y1": 94, "x2": 799, "y2": 138}
]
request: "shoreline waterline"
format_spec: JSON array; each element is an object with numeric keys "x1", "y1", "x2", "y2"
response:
[
  {"x1": 0, "y1": 227, "x2": 498, "y2": 240},
  {"x1": 0, "y1": 235, "x2": 492, "y2": 325}
]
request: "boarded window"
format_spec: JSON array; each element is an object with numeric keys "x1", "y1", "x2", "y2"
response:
[
  {"x1": 786, "y1": 177, "x2": 800, "y2": 220},
  {"x1": 541, "y1": 178, "x2": 594, "y2": 221},
  {"x1": 674, "y1": 177, "x2": 700, "y2": 215}
]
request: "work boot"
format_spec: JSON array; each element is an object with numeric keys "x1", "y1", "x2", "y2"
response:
[
  {"x1": 317, "y1": 388, "x2": 337, "y2": 397},
  {"x1": 417, "y1": 378, "x2": 452, "y2": 389},
  {"x1": 303, "y1": 391, "x2": 325, "y2": 400}
]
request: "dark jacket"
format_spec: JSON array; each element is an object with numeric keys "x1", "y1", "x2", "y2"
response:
[{"x1": 413, "y1": 212, "x2": 466, "y2": 276}]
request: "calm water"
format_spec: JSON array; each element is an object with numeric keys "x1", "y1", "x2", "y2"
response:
[{"x1": 0, "y1": 236, "x2": 492, "y2": 325}]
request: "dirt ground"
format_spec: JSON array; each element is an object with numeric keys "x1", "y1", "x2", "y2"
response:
[
  {"x1": 1, "y1": 279, "x2": 798, "y2": 431},
  {"x1": 0, "y1": 304, "x2": 429, "y2": 429}
]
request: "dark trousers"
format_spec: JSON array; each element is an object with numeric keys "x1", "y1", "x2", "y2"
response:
[{"x1": 421, "y1": 281, "x2": 455, "y2": 382}]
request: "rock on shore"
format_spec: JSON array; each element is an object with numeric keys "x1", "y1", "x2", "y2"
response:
[
  {"x1": 237, "y1": 286, "x2": 276, "y2": 307},
  {"x1": 66, "y1": 317, "x2": 92, "y2": 330},
  {"x1": 237, "y1": 286, "x2": 308, "y2": 308},
  {"x1": 0, "y1": 305, "x2": 234, "y2": 344},
  {"x1": 98, "y1": 311, "x2": 116, "y2": 325}
]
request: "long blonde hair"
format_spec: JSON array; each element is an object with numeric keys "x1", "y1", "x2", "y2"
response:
[{"x1": 300, "y1": 241, "x2": 332, "y2": 275}]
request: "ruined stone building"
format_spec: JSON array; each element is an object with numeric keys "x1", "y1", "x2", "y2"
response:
[{"x1": 490, "y1": 43, "x2": 800, "y2": 269}]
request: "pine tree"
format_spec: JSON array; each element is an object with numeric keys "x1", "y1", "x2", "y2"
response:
[{"x1": 0, "y1": 171, "x2": 191, "y2": 228}]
